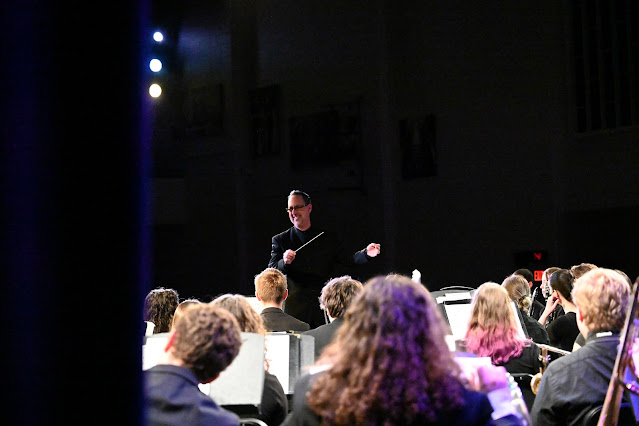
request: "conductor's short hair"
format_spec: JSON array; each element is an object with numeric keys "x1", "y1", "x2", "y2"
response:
[{"x1": 288, "y1": 190, "x2": 311, "y2": 205}]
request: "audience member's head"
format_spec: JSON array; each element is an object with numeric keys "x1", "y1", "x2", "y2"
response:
[
  {"x1": 502, "y1": 274, "x2": 531, "y2": 312},
  {"x1": 465, "y1": 282, "x2": 528, "y2": 365},
  {"x1": 307, "y1": 274, "x2": 465, "y2": 424},
  {"x1": 211, "y1": 294, "x2": 266, "y2": 335},
  {"x1": 549, "y1": 269, "x2": 575, "y2": 304},
  {"x1": 168, "y1": 304, "x2": 242, "y2": 383},
  {"x1": 254, "y1": 268, "x2": 288, "y2": 306},
  {"x1": 144, "y1": 287, "x2": 179, "y2": 333},
  {"x1": 514, "y1": 268, "x2": 534, "y2": 285},
  {"x1": 570, "y1": 262, "x2": 597, "y2": 280},
  {"x1": 541, "y1": 266, "x2": 561, "y2": 298},
  {"x1": 171, "y1": 298, "x2": 201, "y2": 330},
  {"x1": 572, "y1": 268, "x2": 631, "y2": 335},
  {"x1": 318, "y1": 275, "x2": 363, "y2": 319}
]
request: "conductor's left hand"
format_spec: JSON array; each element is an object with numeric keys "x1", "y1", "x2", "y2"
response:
[{"x1": 366, "y1": 243, "x2": 381, "y2": 257}]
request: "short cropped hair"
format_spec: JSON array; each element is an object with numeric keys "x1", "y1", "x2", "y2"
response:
[
  {"x1": 502, "y1": 274, "x2": 531, "y2": 311},
  {"x1": 319, "y1": 276, "x2": 363, "y2": 318},
  {"x1": 255, "y1": 268, "x2": 287, "y2": 304},
  {"x1": 171, "y1": 304, "x2": 242, "y2": 383},
  {"x1": 570, "y1": 263, "x2": 597, "y2": 279},
  {"x1": 572, "y1": 268, "x2": 631, "y2": 333},
  {"x1": 514, "y1": 268, "x2": 534, "y2": 283},
  {"x1": 144, "y1": 287, "x2": 179, "y2": 333},
  {"x1": 288, "y1": 190, "x2": 311, "y2": 205}
]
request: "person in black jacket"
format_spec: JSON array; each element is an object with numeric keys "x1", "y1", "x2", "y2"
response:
[
  {"x1": 144, "y1": 304, "x2": 242, "y2": 426},
  {"x1": 268, "y1": 190, "x2": 380, "y2": 328},
  {"x1": 255, "y1": 267, "x2": 310, "y2": 332},
  {"x1": 212, "y1": 294, "x2": 288, "y2": 426},
  {"x1": 502, "y1": 274, "x2": 549, "y2": 345},
  {"x1": 303, "y1": 275, "x2": 363, "y2": 358}
]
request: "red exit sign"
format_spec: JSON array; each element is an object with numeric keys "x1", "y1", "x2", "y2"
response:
[{"x1": 534, "y1": 270, "x2": 544, "y2": 281}]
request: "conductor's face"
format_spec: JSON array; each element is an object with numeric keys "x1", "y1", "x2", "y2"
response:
[{"x1": 287, "y1": 194, "x2": 312, "y2": 231}]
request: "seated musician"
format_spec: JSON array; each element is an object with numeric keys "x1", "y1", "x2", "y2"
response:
[
  {"x1": 255, "y1": 268, "x2": 310, "y2": 332},
  {"x1": 465, "y1": 282, "x2": 542, "y2": 376},
  {"x1": 303, "y1": 275, "x2": 363, "y2": 359},
  {"x1": 537, "y1": 269, "x2": 580, "y2": 352},
  {"x1": 283, "y1": 274, "x2": 525, "y2": 425},
  {"x1": 530, "y1": 268, "x2": 631, "y2": 425},
  {"x1": 502, "y1": 275, "x2": 550, "y2": 345},
  {"x1": 212, "y1": 294, "x2": 288, "y2": 426},
  {"x1": 144, "y1": 303, "x2": 242, "y2": 425}
]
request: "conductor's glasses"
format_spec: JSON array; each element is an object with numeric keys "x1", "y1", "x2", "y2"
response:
[{"x1": 285, "y1": 204, "x2": 308, "y2": 212}]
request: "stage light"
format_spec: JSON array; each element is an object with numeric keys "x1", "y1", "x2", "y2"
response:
[
  {"x1": 149, "y1": 83, "x2": 162, "y2": 98},
  {"x1": 149, "y1": 59, "x2": 162, "y2": 72},
  {"x1": 153, "y1": 31, "x2": 164, "y2": 42}
]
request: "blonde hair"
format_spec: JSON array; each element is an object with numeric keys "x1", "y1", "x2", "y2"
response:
[
  {"x1": 255, "y1": 268, "x2": 287, "y2": 303},
  {"x1": 211, "y1": 294, "x2": 266, "y2": 336},
  {"x1": 572, "y1": 268, "x2": 631, "y2": 333},
  {"x1": 465, "y1": 282, "x2": 529, "y2": 364},
  {"x1": 502, "y1": 275, "x2": 531, "y2": 311}
]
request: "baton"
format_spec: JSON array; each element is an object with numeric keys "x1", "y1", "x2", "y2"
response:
[{"x1": 296, "y1": 232, "x2": 324, "y2": 252}]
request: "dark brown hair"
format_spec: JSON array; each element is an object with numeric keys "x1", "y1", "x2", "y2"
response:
[
  {"x1": 171, "y1": 304, "x2": 242, "y2": 382},
  {"x1": 143, "y1": 287, "x2": 179, "y2": 333}
]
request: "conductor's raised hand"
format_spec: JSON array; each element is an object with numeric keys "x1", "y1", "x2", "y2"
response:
[
  {"x1": 366, "y1": 243, "x2": 381, "y2": 257},
  {"x1": 283, "y1": 249, "x2": 296, "y2": 264}
]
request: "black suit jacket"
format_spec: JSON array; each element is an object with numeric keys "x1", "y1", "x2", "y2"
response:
[
  {"x1": 144, "y1": 364, "x2": 240, "y2": 426},
  {"x1": 269, "y1": 226, "x2": 369, "y2": 328},
  {"x1": 269, "y1": 226, "x2": 368, "y2": 292},
  {"x1": 303, "y1": 318, "x2": 344, "y2": 358},
  {"x1": 261, "y1": 307, "x2": 310, "y2": 332}
]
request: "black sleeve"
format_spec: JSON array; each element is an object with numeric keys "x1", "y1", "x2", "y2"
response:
[
  {"x1": 269, "y1": 236, "x2": 287, "y2": 271},
  {"x1": 258, "y1": 372, "x2": 288, "y2": 426},
  {"x1": 281, "y1": 373, "x2": 321, "y2": 426}
]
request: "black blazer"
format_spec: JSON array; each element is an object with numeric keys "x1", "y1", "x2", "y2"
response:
[
  {"x1": 303, "y1": 318, "x2": 344, "y2": 358},
  {"x1": 268, "y1": 226, "x2": 368, "y2": 291},
  {"x1": 261, "y1": 307, "x2": 310, "y2": 332},
  {"x1": 144, "y1": 364, "x2": 240, "y2": 426}
]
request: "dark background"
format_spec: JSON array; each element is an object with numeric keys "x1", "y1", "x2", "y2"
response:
[
  {"x1": 151, "y1": 0, "x2": 639, "y2": 301},
  {"x1": 3, "y1": 0, "x2": 638, "y2": 422}
]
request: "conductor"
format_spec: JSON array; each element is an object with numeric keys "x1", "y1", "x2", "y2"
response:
[{"x1": 268, "y1": 190, "x2": 380, "y2": 328}]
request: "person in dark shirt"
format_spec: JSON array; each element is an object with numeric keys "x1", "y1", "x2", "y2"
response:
[
  {"x1": 255, "y1": 267, "x2": 310, "y2": 332},
  {"x1": 513, "y1": 268, "x2": 544, "y2": 320},
  {"x1": 212, "y1": 294, "x2": 288, "y2": 426},
  {"x1": 538, "y1": 269, "x2": 580, "y2": 352},
  {"x1": 502, "y1": 274, "x2": 549, "y2": 345},
  {"x1": 269, "y1": 190, "x2": 380, "y2": 328},
  {"x1": 531, "y1": 268, "x2": 632, "y2": 425},
  {"x1": 303, "y1": 275, "x2": 363, "y2": 359},
  {"x1": 144, "y1": 304, "x2": 242, "y2": 426},
  {"x1": 464, "y1": 282, "x2": 542, "y2": 377}
]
